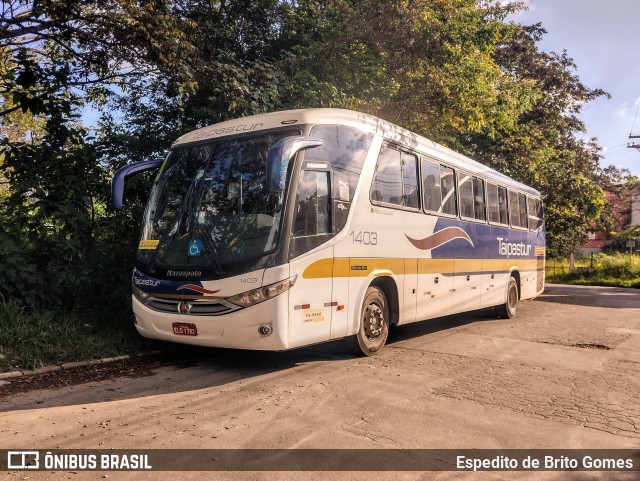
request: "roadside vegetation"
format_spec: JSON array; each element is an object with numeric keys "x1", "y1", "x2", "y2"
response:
[
  {"x1": 546, "y1": 254, "x2": 640, "y2": 289},
  {"x1": 0, "y1": 300, "x2": 163, "y2": 372}
]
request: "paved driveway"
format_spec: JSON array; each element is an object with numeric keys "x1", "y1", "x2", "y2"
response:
[{"x1": 1, "y1": 284, "x2": 639, "y2": 480}]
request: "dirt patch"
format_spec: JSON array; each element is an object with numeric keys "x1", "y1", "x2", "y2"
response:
[
  {"x1": 571, "y1": 343, "x2": 611, "y2": 350},
  {"x1": 0, "y1": 351, "x2": 196, "y2": 399}
]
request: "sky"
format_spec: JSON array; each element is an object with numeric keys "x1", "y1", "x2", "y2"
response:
[{"x1": 509, "y1": 0, "x2": 640, "y2": 176}]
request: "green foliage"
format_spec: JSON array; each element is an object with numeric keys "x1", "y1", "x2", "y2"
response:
[
  {"x1": 607, "y1": 226, "x2": 640, "y2": 253},
  {"x1": 547, "y1": 254, "x2": 640, "y2": 289},
  {"x1": 0, "y1": 1, "x2": 189, "y2": 307},
  {"x1": 0, "y1": 299, "x2": 159, "y2": 372},
  {"x1": 596, "y1": 253, "x2": 640, "y2": 279}
]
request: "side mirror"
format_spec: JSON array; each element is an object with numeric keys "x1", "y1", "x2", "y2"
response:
[
  {"x1": 111, "y1": 159, "x2": 164, "y2": 209},
  {"x1": 266, "y1": 136, "x2": 323, "y2": 193}
]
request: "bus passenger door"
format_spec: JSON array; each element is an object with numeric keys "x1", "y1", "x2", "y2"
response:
[{"x1": 287, "y1": 168, "x2": 334, "y2": 348}]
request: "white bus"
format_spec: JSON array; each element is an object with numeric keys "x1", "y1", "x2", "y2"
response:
[{"x1": 112, "y1": 108, "x2": 545, "y2": 355}]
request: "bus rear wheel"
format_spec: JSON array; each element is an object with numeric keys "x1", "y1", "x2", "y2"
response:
[
  {"x1": 346, "y1": 286, "x2": 389, "y2": 356},
  {"x1": 496, "y1": 276, "x2": 518, "y2": 319}
]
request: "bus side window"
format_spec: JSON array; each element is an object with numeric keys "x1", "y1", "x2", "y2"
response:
[
  {"x1": 518, "y1": 193, "x2": 527, "y2": 228},
  {"x1": 440, "y1": 166, "x2": 457, "y2": 215},
  {"x1": 372, "y1": 146, "x2": 419, "y2": 210},
  {"x1": 372, "y1": 146, "x2": 403, "y2": 206},
  {"x1": 460, "y1": 172, "x2": 486, "y2": 221},
  {"x1": 307, "y1": 124, "x2": 373, "y2": 233},
  {"x1": 497, "y1": 185, "x2": 509, "y2": 224},
  {"x1": 487, "y1": 183, "x2": 509, "y2": 225},
  {"x1": 508, "y1": 191, "x2": 528, "y2": 228},
  {"x1": 293, "y1": 170, "x2": 331, "y2": 237},
  {"x1": 422, "y1": 158, "x2": 441, "y2": 212},
  {"x1": 401, "y1": 151, "x2": 419, "y2": 209},
  {"x1": 459, "y1": 171, "x2": 474, "y2": 219},
  {"x1": 473, "y1": 177, "x2": 486, "y2": 221},
  {"x1": 527, "y1": 196, "x2": 543, "y2": 230},
  {"x1": 487, "y1": 182, "x2": 499, "y2": 223},
  {"x1": 509, "y1": 190, "x2": 521, "y2": 228}
]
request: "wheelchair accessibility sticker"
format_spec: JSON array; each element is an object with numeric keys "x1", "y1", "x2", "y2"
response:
[{"x1": 188, "y1": 239, "x2": 203, "y2": 257}]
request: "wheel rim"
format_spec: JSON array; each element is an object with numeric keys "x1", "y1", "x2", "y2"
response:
[
  {"x1": 363, "y1": 301, "x2": 384, "y2": 340},
  {"x1": 508, "y1": 284, "x2": 517, "y2": 312}
]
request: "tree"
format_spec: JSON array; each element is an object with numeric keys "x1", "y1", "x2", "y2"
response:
[
  {"x1": 0, "y1": 0, "x2": 191, "y2": 305},
  {"x1": 451, "y1": 18, "x2": 610, "y2": 256}
]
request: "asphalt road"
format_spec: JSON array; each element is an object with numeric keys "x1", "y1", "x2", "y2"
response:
[{"x1": 1, "y1": 284, "x2": 640, "y2": 480}]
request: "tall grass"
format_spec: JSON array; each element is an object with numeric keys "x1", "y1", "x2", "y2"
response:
[
  {"x1": 0, "y1": 300, "x2": 160, "y2": 372},
  {"x1": 596, "y1": 253, "x2": 640, "y2": 278},
  {"x1": 546, "y1": 253, "x2": 640, "y2": 289}
]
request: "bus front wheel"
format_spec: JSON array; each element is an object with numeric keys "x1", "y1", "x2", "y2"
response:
[
  {"x1": 496, "y1": 276, "x2": 518, "y2": 319},
  {"x1": 346, "y1": 286, "x2": 390, "y2": 356}
]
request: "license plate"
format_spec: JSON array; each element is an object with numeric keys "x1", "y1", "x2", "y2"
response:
[{"x1": 172, "y1": 322, "x2": 198, "y2": 336}]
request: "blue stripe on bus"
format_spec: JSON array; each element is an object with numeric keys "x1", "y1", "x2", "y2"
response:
[{"x1": 430, "y1": 217, "x2": 545, "y2": 260}]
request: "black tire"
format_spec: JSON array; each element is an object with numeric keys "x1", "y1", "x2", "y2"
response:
[
  {"x1": 496, "y1": 276, "x2": 518, "y2": 319},
  {"x1": 345, "y1": 286, "x2": 390, "y2": 356}
]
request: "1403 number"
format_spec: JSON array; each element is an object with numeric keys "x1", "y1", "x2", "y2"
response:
[{"x1": 350, "y1": 231, "x2": 377, "y2": 245}]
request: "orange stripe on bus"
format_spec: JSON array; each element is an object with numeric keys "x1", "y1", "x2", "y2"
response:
[{"x1": 303, "y1": 258, "x2": 540, "y2": 279}]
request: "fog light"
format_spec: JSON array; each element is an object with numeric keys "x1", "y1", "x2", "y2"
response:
[{"x1": 258, "y1": 324, "x2": 272, "y2": 337}]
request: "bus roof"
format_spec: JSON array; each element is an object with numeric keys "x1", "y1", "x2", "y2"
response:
[{"x1": 173, "y1": 108, "x2": 541, "y2": 197}]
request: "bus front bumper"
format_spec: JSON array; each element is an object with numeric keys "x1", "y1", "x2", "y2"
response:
[{"x1": 131, "y1": 294, "x2": 289, "y2": 350}]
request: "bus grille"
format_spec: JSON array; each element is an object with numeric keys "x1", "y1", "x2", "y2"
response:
[{"x1": 143, "y1": 297, "x2": 237, "y2": 316}]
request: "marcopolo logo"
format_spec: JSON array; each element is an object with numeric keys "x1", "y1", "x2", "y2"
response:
[
  {"x1": 497, "y1": 237, "x2": 532, "y2": 257},
  {"x1": 166, "y1": 270, "x2": 202, "y2": 278}
]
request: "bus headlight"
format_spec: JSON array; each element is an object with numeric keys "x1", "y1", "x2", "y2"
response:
[
  {"x1": 227, "y1": 275, "x2": 297, "y2": 308},
  {"x1": 133, "y1": 285, "x2": 150, "y2": 302}
]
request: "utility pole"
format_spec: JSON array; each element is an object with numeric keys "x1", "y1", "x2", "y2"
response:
[{"x1": 629, "y1": 134, "x2": 640, "y2": 150}]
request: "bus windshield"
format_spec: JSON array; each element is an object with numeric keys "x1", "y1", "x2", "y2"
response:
[{"x1": 137, "y1": 130, "x2": 296, "y2": 271}]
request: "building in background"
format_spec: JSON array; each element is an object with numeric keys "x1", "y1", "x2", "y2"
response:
[{"x1": 580, "y1": 191, "x2": 640, "y2": 255}]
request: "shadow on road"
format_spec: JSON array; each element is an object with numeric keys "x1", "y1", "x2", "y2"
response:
[
  {"x1": 388, "y1": 309, "x2": 496, "y2": 345},
  {"x1": 0, "y1": 309, "x2": 500, "y2": 412},
  {"x1": 536, "y1": 284, "x2": 640, "y2": 308}
]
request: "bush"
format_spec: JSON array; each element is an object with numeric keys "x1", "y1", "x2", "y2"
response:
[
  {"x1": 596, "y1": 253, "x2": 640, "y2": 279},
  {"x1": 0, "y1": 299, "x2": 158, "y2": 372},
  {"x1": 546, "y1": 253, "x2": 640, "y2": 289}
]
